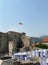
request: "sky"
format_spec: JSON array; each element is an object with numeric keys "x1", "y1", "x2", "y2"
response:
[{"x1": 0, "y1": 0, "x2": 48, "y2": 37}]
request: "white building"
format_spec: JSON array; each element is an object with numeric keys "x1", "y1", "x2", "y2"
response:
[{"x1": 12, "y1": 52, "x2": 31, "y2": 60}]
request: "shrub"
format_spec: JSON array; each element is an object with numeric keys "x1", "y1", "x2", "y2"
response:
[{"x1": 35, "y1": 43, "x2": 48, "y2": 49}]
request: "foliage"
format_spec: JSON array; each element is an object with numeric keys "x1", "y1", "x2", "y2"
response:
[{"x1": 35, "y1": 43, "x2": 48, "y2": 49}]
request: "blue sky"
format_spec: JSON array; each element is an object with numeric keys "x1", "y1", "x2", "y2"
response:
[{"x1": 0, "y1": 0, "x2": 48, "y2": 37}]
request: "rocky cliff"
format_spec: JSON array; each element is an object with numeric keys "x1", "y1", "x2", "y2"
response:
[{"x1": 0, "y1": 31, "x2": 30, "y2": 53}]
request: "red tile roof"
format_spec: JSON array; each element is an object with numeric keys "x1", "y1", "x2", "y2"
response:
[
  {"x1": 42, "y1": 37, "x2": 48, "y2": 43},
  {"x1": 31, "y1": 44, "x2": 36, "y2": 47}
]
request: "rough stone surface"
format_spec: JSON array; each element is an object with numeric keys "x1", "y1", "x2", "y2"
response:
[
  {"x1": 0, "y1": 59, "x2": 40, "y2": 65},
  {"x1": 13, "y1": 60, "x2": 40, "y2": 65},
  {"x1": 0, "y1": 31, "x2": 30, "y2": 55}
]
